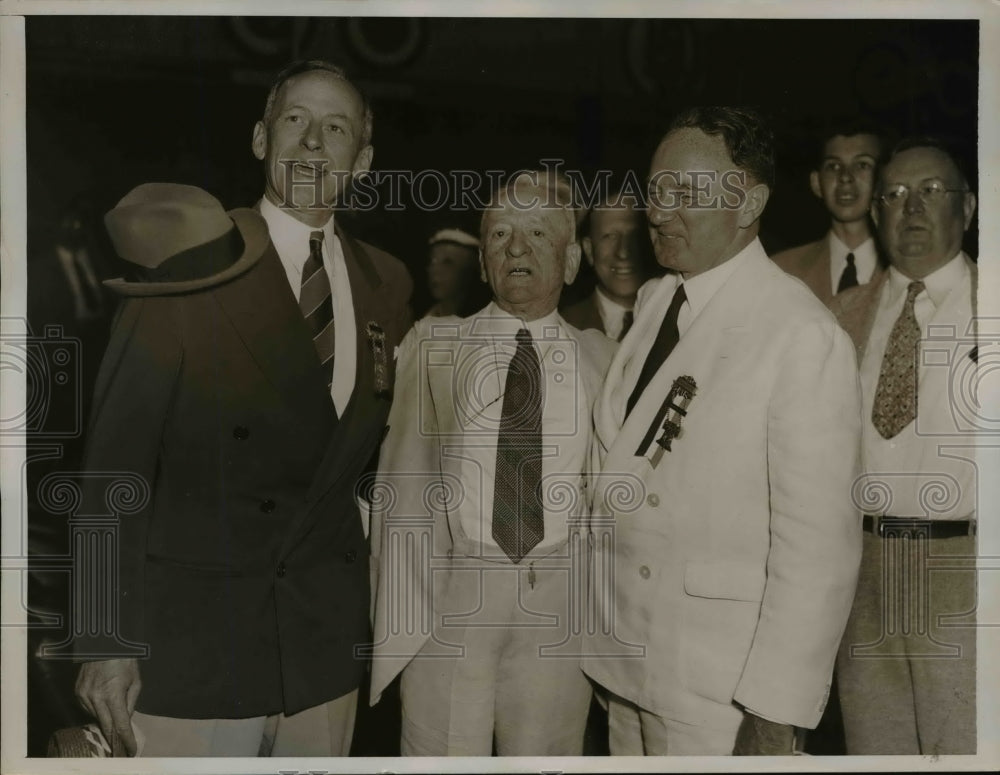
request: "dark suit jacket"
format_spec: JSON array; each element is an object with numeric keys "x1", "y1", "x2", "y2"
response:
[
  {"x1": 76, "y1": 228, "x2": 412, "y2": 719},
  {"x1": 771, "y1": 236, "x2": 886, "y2": 306},
  {"x1": 560, "y1": 290, "x2": 605, "y2": 334}
]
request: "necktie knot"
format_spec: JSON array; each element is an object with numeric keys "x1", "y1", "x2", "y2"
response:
[
  {"x1": 906, "y1": 280, "x2": 926, "y2": 304},
  {"x1": 309, "y1": 230, "x2": 324, "y2": 254},
  {"x1": 515, "y1": 328, "x2": 533, "y2": 345},
  {"x1": 672, "y1": 283, "x2": 687, "y2": 309},
  {"x1": 837, "y1": 253, "x2": 859, "y2": 294}
]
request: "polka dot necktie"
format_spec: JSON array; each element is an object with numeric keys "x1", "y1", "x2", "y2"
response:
[{"x1": 871, "y1": 280, "x2": 925, "y2": 439}]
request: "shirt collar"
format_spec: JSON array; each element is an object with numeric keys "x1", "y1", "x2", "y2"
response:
[
  {"x1": 594, "y1": 285, "x2": 632, "y2": 314},
  {"x1": 259, "y1": 197, "x2": 335, "y2": 269},
  {"x1": 681, "y1": 237, "x2": 759, "y2": 320},
  {"x1": 828, "y1": 231, "x2": 878, "y2": 265},
  {"x1": 484, "y1": 301, "x2": 563, "y2": 342},
  {"x1": 886, "y1": 251, "x2": 968, "y2": 309}
]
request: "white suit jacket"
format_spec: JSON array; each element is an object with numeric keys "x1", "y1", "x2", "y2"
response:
[
  {"x1": 582, "y1": 240, "x2": 863, "y2": 728},
  {"x1": 368, "y1": 307, "x2": 615, "y2": 703}
]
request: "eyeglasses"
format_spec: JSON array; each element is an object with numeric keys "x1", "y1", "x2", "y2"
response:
[{"x1": 879, "y1": 181, "x2": 967, "y2": 209}]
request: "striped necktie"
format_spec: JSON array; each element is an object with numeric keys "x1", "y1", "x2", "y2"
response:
[
  {"x1": 300, "y1": 231, "x2": 336, "y2": 390},
  {"x1": 492, "y1": 328, "x2": 544, "y2": 562}
]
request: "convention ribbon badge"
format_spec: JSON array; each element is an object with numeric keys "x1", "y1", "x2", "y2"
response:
[
  {"x1": 367, "y1": 321, "x2": 390, "y2": 398},
  {"x1": 636, "y1": 375, "x2": 698, "y2": 469}
]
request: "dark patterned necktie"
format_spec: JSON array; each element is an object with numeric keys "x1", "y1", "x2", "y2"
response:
[
  {"x1": 626, "y1": 284, "x2": 686, "y2": 418},
  {"x1": 618, "y1": 310, "x2": 634, "y2": 342},
  {"x1": 492, "y1": 328, "x2": 544, "y2": 562},
  {"x1": 300, "y1": 231, "x2": 336, "y2": 389},
  {"x1": 872, "y1": 280, "x2": 925, "y2": 439},
  {"x1": 837, "y1": 252, "x2": 858, "y2": 294}
]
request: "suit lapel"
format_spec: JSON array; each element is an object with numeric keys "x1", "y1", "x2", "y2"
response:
[
  {"x1": 211, "y1": 246, "x2": 336, "y2": 430},
  {"x1": 802, "y1": 239, "x2": 833, "y2": 305},
  {"x1": 603, "y1": 251, "x2": 769, "y2": 469},
  {"x1": 585, "y1": 292, "x2": 605, "y2": 332},
  {"x1": 301, "y1": 229, "x2": 388, "y2": 501}
]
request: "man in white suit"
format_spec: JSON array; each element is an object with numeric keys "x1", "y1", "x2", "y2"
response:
[
  {"x1": 368, "y1": 170, "x2": 615, "y2": 755},
  {"x1": 831, "y1": 138, "x2": 978, "y2": 754},
  {"x1": 582, "y1": 107, "x2": 863, "y2": 755}
]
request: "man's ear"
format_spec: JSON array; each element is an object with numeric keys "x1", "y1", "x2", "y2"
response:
[
  {"x1": 564, "y1": 242, "x2": 582, "y2": 285},
  {"x1": 809, "y1": 170, "x2": 822, "y2": 199},
  {"x1": 251, "y1": 121, "x2": 267, "y2": 161},
  {"x1": 581, "y1": 236, "x2": 595, "y2": 267},
  {"x1": 737, "y1": 184, "x2": 770, "y2": 229},
  {"x1": 962, "y1": 192, "x2": 977, "y2": 230},
  {"x1": 353, "y1": 145, "x2": 374, "y2": 176}
]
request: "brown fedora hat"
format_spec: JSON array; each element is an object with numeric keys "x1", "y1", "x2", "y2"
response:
[{"x1": 104, "y1": 182, "x2": 269, "y2": 296}]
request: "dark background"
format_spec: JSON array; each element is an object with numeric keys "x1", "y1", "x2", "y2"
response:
[
  {"x1": 26, "y1": 16, "x2": 979, "y2": 310},
  {"x1": 23, "y1": 14, "x2": 979, "y2": 758}
]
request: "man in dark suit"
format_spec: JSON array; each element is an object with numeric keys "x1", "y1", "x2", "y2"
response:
[
  {"x1": 561, "y1": 195, "x2": 650, "y2": 340},
  {"x1": 771, "y1": 123, "x2": 885, "y2": 304},
  {"x1": 73, "y1": 60, "x2": 412, "y2": 757}
]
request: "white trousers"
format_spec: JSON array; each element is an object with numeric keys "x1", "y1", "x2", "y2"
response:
[{"x1": 399, "y1": 559, "x2": 591, "y2": 756}]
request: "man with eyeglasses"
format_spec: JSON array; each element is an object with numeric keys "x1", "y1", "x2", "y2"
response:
[
  {"x1": 830, "y1": 137, "x2": 978, "y2": 754},
  {"x1": 772, "y1": 122, "x2": 885, "y2": 304},
  {"x1": 583, "y1": 107, "x2": 862, "y2": 755}
]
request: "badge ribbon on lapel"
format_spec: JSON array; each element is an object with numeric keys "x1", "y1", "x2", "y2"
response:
[
  {"x1": 367, "y1": 321, "x2": 390, "y2": 398},
  {"x1": 637, "y1": 375, "x2": 697, "y2": 469}
]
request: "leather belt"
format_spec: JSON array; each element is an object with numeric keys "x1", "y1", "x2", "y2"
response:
[{"x1": 863, "y1": 515, "x2": 976, "y2": 538}]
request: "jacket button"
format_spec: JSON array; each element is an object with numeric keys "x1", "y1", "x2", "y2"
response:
[
  {"x1": 276, "y1": 561, "x2": 286, "y2": 578},
  {"x1": 260, "y1": 499, "x2": 276, "y2": 513},
  {"x1": 639, "y1": 565, "x2": 651, "y2": 579},
  {"x1": 233, "y1": 426, "x2": 249, "y2": 440},
  {"x1": 345, "y1": 549, "x2": 358, "y2": 564},
  {"x1": 647, "y1": 494, "x2": 660, "y2": 507}
]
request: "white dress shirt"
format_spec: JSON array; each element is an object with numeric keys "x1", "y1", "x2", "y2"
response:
[
  {"x1": 454, "y1": 303, "x2": 590, "y2": 555},
  {"x1": 828, "y1": 232, "x2": 878, "y2": 294},
  {"x1": 859, "y1": 252, "x2": 975, "y2": 519},
  {"x1": 259, "y1": 198, "x2": 357, "y2": 415},
  {"x1": 594, "y1": 286, "x2": 633, "y2": 341},
  {"x1": 623, "y1": 240, "x2": 754, "y2": 397}
]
